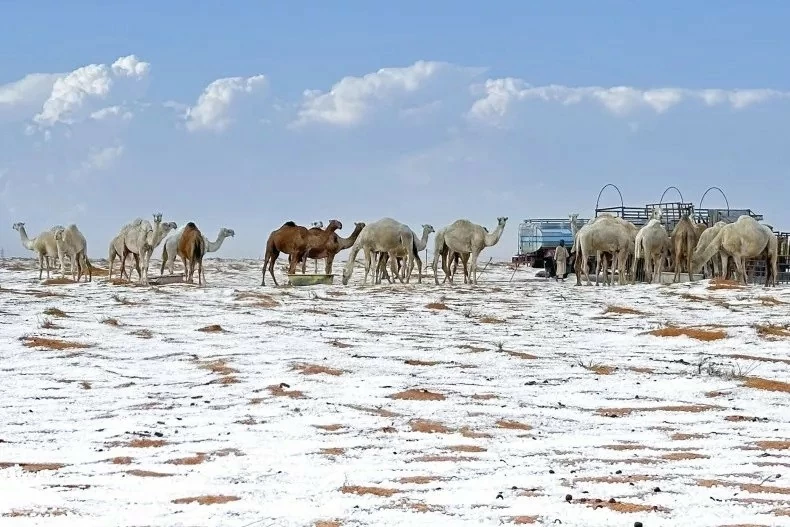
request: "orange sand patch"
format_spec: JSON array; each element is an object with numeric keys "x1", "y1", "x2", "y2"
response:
[
  {"x1": 506, "y1": 351, "x2": 538, "y2": 360},
  {"x1": 126, "y1": 438, "x2": 167, "y2": 448},
  {"x1": 460, "y1": 427, "x2": 493, "y2": 439},
  {"x1": 597, "y1": 404, "x2": 717, "y2": 417},
  {"x1": 661, "y1": 452, "x2": 709, "y2": 461},
  {"x1": 582, "y1": 364, "x2": 616, "y2": 375},
  {"x1": 313, "y1": 424, "x2": 345, "y2": 432},
  {"x1": 629, "y1": 367, "x2": 654, "y2": 373},
  {"x1": 755, "y1": 440, "x2": 790, "y2": 450},
  {"x1": 409, "y1": 419, "x2": 451, "y2": 434},
  {"x1": 503, "y1": 517, "x2": 538, "y2": 525},
  {"x1": 604, "y1": 305, "x2": 645, "y2": 315},
  {"x1": 647, "y1": 326, "x2": 726, "y2": 341},
  {"x1": 0, "y1": 462, "x2": 66, "y2": 472},
  {"x1": 127, "y1": 469, "x2": 174, "y2": 478},
  {"x1": 172, "y1": 495, "x2": 241, "y2": 505},
  {"x1": 339, "y1": 485, "x2": 399, "y2": 497},
  {"x1": 575, "y1": 474, "x2": 658, "y2": 483},
  {"x1": 389, "y1": 389, "x2": 446, "y2": 401},
  {"x1": 399, "y1": 475, "x2": 443, "y2": 484},
  {"x1": 293, "y1": 363, "x2": 345, "y2": 376},
  {"x1": 404, "y1": 359, "x2": 441, "y2": 366},
  {"x1": 266, "y1": 384, "x2": 304, "y2": 398},
  {"x1": 198, "y1": 359, "x2": 238, "y2": 376},
  {"x1": 584, "y1": 500, "x2": 667, "y2": 513},
  {"x1": 729, "y1": 353, "x2": 790, "y2": 365},
  {"x1": 42, "y1": 278, "x2": 75, "y2": 285},
  {"x1": 20, "y1": 336, "x2": 90, "y2": 350},
  {"x1": 446, "y1": 445, "x2": 487, "y2": 453},
  {"x1": 708, "y1": 278, "x2": 744, "y2": 290},
  {"x1": 166, "y1": 454, "x2": 207, "y2": 465},
  {"x1": 314, "y1": 522, "x2": 342, "y2": 527},
  {"x1": 743, "y1": 377, "x2": 790, "y2": 393},
  {"x1": 754, "y1": 324, "x2": 790, "y2": 339},
  {"x1": 496, "y1": 419, "x2": 532, "y2": 431},
  {"x1": 479, "y1": 316, "x2": 505, "y2": 324}
]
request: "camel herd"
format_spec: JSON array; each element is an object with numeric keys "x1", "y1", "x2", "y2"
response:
[
  {"x1": 9, "y1": 209, "x2": 780, "y2": 288},
  {"x1": 571, "y1": 208, "x2": 779, "y2": 287}
]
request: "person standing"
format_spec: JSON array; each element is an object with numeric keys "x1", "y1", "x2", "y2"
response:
[{"x1": 554, "y1": 239, "x2": 568, "y2": 281}]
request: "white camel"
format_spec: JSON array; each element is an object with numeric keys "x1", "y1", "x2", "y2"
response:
[
  {"x1": 160, "y1": 226, "x2": 235, "y2": 275},
  {"x1": 121, "y1": 214, "x2": 177, "y2": 285},
  {"x1": 439, "y1": 217, "x2": 507, "y2": 285},
  {"x1": 12, "y1": 223, "x2": 69, "y2": 279},
  {"x1": 342, "y1": 218, "x2": 418, "y2": 286},
  {"x1": 634, "y1": 208, "x2": 669, "y2": 284},
  {"x1": 376, "y1": 224, "x2": 434, "y2": 284},
  {"x1": 692, "y1": 215, "x2": 777, "y2": 287},
  {"x1": 572, "y1": 214, "x2": 632, "y2": 286},
  {"x1": 109, "y1": 219, "x2": 144, "y2": 280},
  {"x1": 52, "y1": 224, "x2": 92, "y2": 282},
  {"x1": 694, "y1": 221, "x2": 728, "y2": 279}
]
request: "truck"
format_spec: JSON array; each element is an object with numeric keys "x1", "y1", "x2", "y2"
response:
[{"x1": 512, "y1": 218, "x2": 587, "y2": 274}]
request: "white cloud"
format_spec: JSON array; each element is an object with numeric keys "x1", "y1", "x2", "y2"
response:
[
  {"x1": 0, "y1": 73, "x2": 61, "y2": 106},
  {"x1": 111, "y1": 55, "x2": 150, "y2": 78},
  {"x1": 185, "y1": 75, "x2": 267, "y2": 132},
  {"x1": 33, "y1": 55, "x2": 150, "y2": 127},
  {"x1": 90, "y1": 105, "x2": 133, "y2": 121},
  {"x1": 77, "y1": 145, "x2": 125, "y2": 175},
  {"x1": 468, "y1": 78, "x2": 790, "y2": 125},
  {"x1": 293, "y1": 60, "x2": 468, "y2": 127}
]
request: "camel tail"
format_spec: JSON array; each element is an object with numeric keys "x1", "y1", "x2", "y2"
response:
[
  {"x1": 693, "y1": 227, "x2": 725, "y2": 272},
  {"x1": 634, "y1": 234, "x2": 643, "y2": 261}
]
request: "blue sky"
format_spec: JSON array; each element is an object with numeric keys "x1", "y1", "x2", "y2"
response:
[{"x1": 2, "y1": 1, "x2": 789, "y2": 259}]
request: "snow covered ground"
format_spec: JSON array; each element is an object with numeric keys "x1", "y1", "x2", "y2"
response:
[{"x1": 1, "y1": 257, "x2": 789, "y2": 527}]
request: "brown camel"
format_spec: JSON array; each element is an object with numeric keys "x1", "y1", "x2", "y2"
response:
[
  {"x1": 671, "y1": 215, "x2": 699, "y2": 283},
  {"x1": 302, "y1": 221, "x2": 364, "y2": 274},
  {"x1": 262, "y1": 220, "x2": 341, "y2": 286},
  {"x1": 178, "y1": 222, "x2": 207, "y2": 285}
]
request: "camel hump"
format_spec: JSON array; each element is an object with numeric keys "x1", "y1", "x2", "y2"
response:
[
  {"x1": 185, "y1": 221, "x2": 197, "y2": 230},
  {"x1": 283, "y1": 221, "x2": 297, "y2": 228}
]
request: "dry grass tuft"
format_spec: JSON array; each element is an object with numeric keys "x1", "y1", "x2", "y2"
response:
[
  {"x1": 197, "y1": 324, "x2": 225, "y2": 333},
  {"x1": 125, "y1": 438, "x2": 167, "y2": 448},
  {"x1": 127, "y1": 469, "x2": 174, "y2": 478},
  {"x1": 604, "y1": 305, "x2": 645, "y2": 315},
  {"x1": 43, "y1": 307, "x2": 68, "y2": 318},
  {"x1": 503, "y1": 517, "x2": 538, "y2": 525},
  {"x1": 708, "y1": 277, "x2": 744, "y2": 290},
  {"x1": 506, "y1": 351, "x2": 538, "y2": 360},
  {"x1": 172, "y1": 495, "x2": 241, "y2": 505},
  {"x1": 39, "y1": 318, "x2": 62, "y2": 330},
  {"x1": 647, "y1": 325, "x2": 726, "y2": 341},
  {"x1": 129, "y1": 329, "x2": 153, "y2": 339},
  {"x1": 729, "y1": 353, "x2": 790, "y2": 365},
  {"x1": 671, "y1": 433, "x2": 707, "y2": 441},
  {"x1": 320, "y1": 448, "x2": 345, "y2": 456},
  {"x1": 329, "y1": 339, "x2": 353, "y2": 348},
  {"x1": 584, "y1": 500, "x2": 666, "y2": 513},
  {"x1": 581, "y1": 363, "x2": 616, "y2": 375},
  {"x1": 460, "y1": 427, "x2": 492, "y2": 439},
  {"x1": 80, "y1": 381, "x2": 91, "y2": 390},
  {"x1": 755, "y1": 440, "x2": 790, "y2": 450},
  {"x1": 758, "y1": 295, "x2": 788, "y2": 306},
  {"x1": 314, "y1": 521, "x2": 342, "y2": 527},
  {"x1": 101, "y1": 317, "x2": 120, "y2": 326},
  {"x1": 167, "y1": 453, "x2": 208, "y2": 465},
  {"x1": 404, "y1": 359, "x2": 441, "y2": 366},
  {"x1": 412, "y1": 454, "x2": 477, "y2": 462},
  {"x1": 471, "y1": 393, "x2": 498, "y2": 400},
  {"x1": 389, "y1": 388, "x2": 446, "y2": 401},
  {"x1": 496, "y1": 419, "x2": 532, "y2": 431},
  {"x1": 754, "y1": 324, "x2": 790, "y2": 339},
  {"x1": 0, "y1": 462, "x2": 66, "y2": 472},
  {"x1": 340, "y1": 485, "x2": 399, "y2": 497},
  {"x1": 743, "y1": 377, "x2": 790, "y2": 393},
  {"x1": 20, "y1": 336, "x2": 90, "y2": 350},
  {"x1": 42, "y1": 277, "x2": 75, "y2": 285},
  {"x1": 479, "y1": 315, "x2": 505, "y2": 324},
  {"x1": 345, "y1": 404, "x2": 400, "y2": 417},
  {"x1": 575, "y1": 474, "x2": 658, "y2": 483},
  {"x1": 409, "y1": 419, "x2": 451, "y2": 434},
  {"x1": 2, "y1": 508, "x2": 72, "y2": 518},
  {"x1": 313, "y1": 424, "x2": 345, "y2": 432},
  {"x1": 293, "y1": 363, "x2": 344, "y2": 376},
  {"x1": 109, "y1": 457, "x2": 133, "y2": 465},
  {"x1": 426, "y1": 302, "x2": 449, "y2": 310},
  {"x1": 267, "y1": 383, "x2": 304, "y2": 398}
]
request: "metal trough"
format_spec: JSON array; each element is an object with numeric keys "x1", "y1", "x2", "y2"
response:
[
  {"x1": 287, "y1": 274, "x2": 334, "y2": 286},
  {"x1": 657, "y1": 271, "x2": 704, "y2": 284},
  {"x1": 147, "y1": 273, "x2": 185, "y2": 285}
]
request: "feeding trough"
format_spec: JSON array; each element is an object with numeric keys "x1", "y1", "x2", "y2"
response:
[
  {"x1": 147, "y1": 273, "x2": 185, "y2": 285},
  {"x1": 657, "y1": 271, "x2": 704, "y2": 284},
  {"x1": 287, "y1": 274, "x2": 334, "y2": 286}
]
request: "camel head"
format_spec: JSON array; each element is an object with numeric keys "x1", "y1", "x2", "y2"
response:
[
  {"x1": 422, "y1": 224, "x2": 435, "y2": 235},
  {"x1": 163, "y1": 221, "x2": 178, "y2": 233},
  {"x1": 12, "y1": 222, "x2": 24, "y2": 232},
  {"x1": 327, "y1": 219, "x2": 343, "y2": 231},
  {"x1": 152, "y1": 212, "x2": 163, "y2": 224},
  {"x1": 497, "y1": 217, "x2": 509, "y2": 227},
  {"x1": 220, "y1": 228, "x2": 235, "y2": 238},
  {"x1": 310, "y1": 221, "x2": 324, "y2": 229},
  {"x1": 353, "y1": 222, "x2": 365, "y2": 232},
  {"x1": 650, "y1": 206, "x2": 663, "y2": 221},
  {"x1": 52, "y1": 226, "x2": 65, "y2": 241}
]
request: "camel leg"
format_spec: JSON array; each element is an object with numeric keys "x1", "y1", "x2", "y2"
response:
[
  {"x1": 182, "y1": 256, "x2": 190, "y2": 282},
  {"x1": 469, "y1": 251, "x2": 480, "y2": 285},
  {"x1": 325, "y1": 255, "x2": 334, "y2": 275},
  {"x1": 413, "y1": 254, "x2": 422, "y2": 284},
  {"x1": 686, "y1": 243, "x2": 694, "y2": 282},
  {"x1": 265, "y1": 249, "x2": 280, "y2": 286}
]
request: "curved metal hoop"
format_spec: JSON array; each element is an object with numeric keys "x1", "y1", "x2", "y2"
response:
[
  {"x1": 659, "y1": 186, "x2": 684, "y2": 205},
  {"x1": 595, "y1": 183, "x2": 624, "y2": 211},
  {"x1": 699, "y1": 186, "x2": 730, "y2": 213}
]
